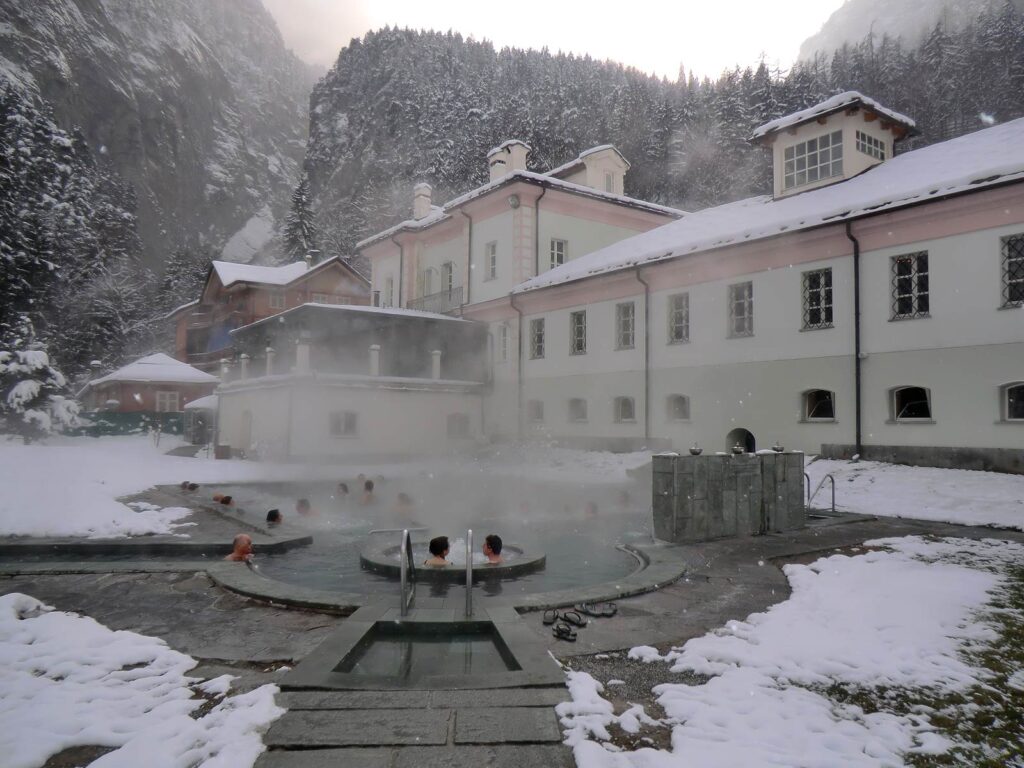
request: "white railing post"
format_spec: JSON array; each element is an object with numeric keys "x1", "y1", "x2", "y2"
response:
[
  {"x1": 431, "y1": 349, "x2": 442, "y2": 380},
  {"x1": 370, "y1": 344, "x2": 381, "y2": 376},
  {"x1": 265, "y1": 347, "x2": 275, "y2": 377}
]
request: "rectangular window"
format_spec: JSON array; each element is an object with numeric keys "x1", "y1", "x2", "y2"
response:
[
  {"x1": 155, "y1": 391, "x2": 179, "y2": 412},
  {"x1": 329, "y1": 411, "x2": 358, "y2": 436},
  {"x1": 485, "y1": 242, "x2": 498, "y2": 281},
  {"x1": 855, "y1": 130, "x2": 886, "y2": 161},
  {"x1": 891, "y1": 252, "x2": 929, "y2": 319},
  {"x1": 614, "y1": 396, "x2": 636, "y2": 422},
  {"x1": 498, "y1": 324, "x2": 509, "y2": 362},
  {"x1": 311, "y1": 293, "x2": 343, "y2": 305},
  {"x1": 570, "y1": 310, "x2": 587, "y2": 355},
  {"x1": 529, "y1": 318, "x2": 545, "y2": 359},
  {"x1": 384, "y1": 277, "x2": 394, "y2": 308},
  {"x1": 268, "y1": 291, "x2": 285, "y2": 310},
  {"x1": 604, "y1": 172, "x2": 614, "y2": 193},
  {"x1": 668, "y1": 293, "x2": 690, "y2": 343},
  {"x1": 1003, "y1": 233, "x2": 1024, "y2": 308},
  {"x1": 783, "y1": 130, "x2": 843, "y2": 190},
  {"x1": 441, "y1": 262, "x2": 454, "y2": 293},
  {"x1": 615, "y1": 302, "x2": 635, "y2": 349},
  {"x1": 550, "y1": 238, "x2": 567, "y2": 270},
  {"x1": 568, "y1": 398, "x2": 588, "y2": 422},
  {"x1": 802, "y1": 268, "x2": 833, "y2": 329},
  {"x1": 728, "y1": 282, "x2": 753, "y2": 338}
]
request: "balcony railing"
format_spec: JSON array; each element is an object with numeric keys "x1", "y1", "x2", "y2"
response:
[{"x1": 406, "y1": 286, "x2": 464, "y2": 315}]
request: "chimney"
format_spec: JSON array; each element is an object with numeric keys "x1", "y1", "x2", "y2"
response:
[
  {"x1": 304, "y1": 252, "x2": 313, "y2": 270},
  {"x1": 487, "y1": 140, "x2": 530, "y2": 182},
  {"x1": 413, "y1": 183, "x2": 432, "y2": 220}
]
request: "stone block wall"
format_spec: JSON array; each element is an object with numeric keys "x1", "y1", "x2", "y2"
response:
[{"x1": 653, "y1": 452, "x2": 805, "y2": 543}]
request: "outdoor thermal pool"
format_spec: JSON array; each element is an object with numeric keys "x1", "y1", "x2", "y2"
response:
[{"x1": 213, "y1": 473, "x2": 651, "y2": 599}]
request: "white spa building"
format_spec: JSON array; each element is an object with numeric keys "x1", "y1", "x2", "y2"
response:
[{"x1": 219, "y1": 93, "x2": 1024, "y2": 472}]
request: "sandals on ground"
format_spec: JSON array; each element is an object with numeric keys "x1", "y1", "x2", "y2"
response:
[
  {"x1": 575, "y1": 602, "x2": 618, "y2": 618},
  {"x1": 552, "y1": 622, "x2": 577, "y2": 641},
  {"x1": 559, "y1": 610, "x2": 587, "y2": 627},
  {"x1": 542, "y1": 609, "x2": 559, "y2": 625}
]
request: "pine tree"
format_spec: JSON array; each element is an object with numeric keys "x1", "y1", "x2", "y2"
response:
[{"x1": 283, "y1": 174, "x2": 318, "y2": 262}]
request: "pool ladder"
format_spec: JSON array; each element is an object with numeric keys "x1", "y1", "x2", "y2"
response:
[
  {"x1": 804, "y1": 472, "x2": 836, "y2": 514},
  {"x1": 465, "y1": 528, "x2": 474, "y2": 617},
  {"x1": 397, "y1": 528, "x2": 475, "y2": 618}
]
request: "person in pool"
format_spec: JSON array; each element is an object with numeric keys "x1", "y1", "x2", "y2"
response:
[
  {"x1": 359, "y1": 479, "x2": 375, "y2": 506},
  {"x1": 224, "y1": 533, "x2": 253, "y2": 562},
  {"x1": 296, "y1": 498, "x2": 315, "y2": 517},
  {"x1": 266, "y1": 509, "x2": 282, "y2": 527},
  {"x1": 483, "y1": 534, "x2": 503, "y2": 564},
  {"x1": 424, "y1": 536, "x2": 449, "y2": 566}
]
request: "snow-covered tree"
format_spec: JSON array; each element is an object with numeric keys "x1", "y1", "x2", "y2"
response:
[
  {"x1": 282, "y1": 174, "x2": 318, "y2": 262},
  {"x1": 0, "y1": 315, "x2": 78, "y2": 443}
]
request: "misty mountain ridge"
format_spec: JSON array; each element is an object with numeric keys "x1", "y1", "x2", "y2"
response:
[{"x1": 799, "y1": 0, "x2": 1024, "y2": 59}]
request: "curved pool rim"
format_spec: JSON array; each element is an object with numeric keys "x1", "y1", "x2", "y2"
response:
[{"x1": 206, "y1": 540, "x2": 687, "y2": 614}]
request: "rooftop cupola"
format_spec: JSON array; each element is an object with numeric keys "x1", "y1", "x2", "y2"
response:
[
  {"x1": 487, "y1": 139, "x2": 530, "y2": 182},
  {"x1": 750, "y1": 91, "x2": 917, "y2": 199}
]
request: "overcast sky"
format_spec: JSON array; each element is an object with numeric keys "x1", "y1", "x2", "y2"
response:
[{"x1": 261, "y1": 0, "x2": 847, "y2": 80}]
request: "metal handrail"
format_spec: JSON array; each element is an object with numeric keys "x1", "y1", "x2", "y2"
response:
[
  {"x1": 806, "y1": 473, "x2": 837, "y2": 514},
  {"x1": 369, "y1": 527, "x2": 429, "y2": 536},
  {"x1": 465, "y1": 528, "x2": 474, "y2": 617},
  {"x1": 399, "y1": 528, "x2": 416, "y2": 616}
]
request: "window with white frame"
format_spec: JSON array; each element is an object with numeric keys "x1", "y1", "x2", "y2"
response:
[
  {"x1": 329, "y1": 411, "x2": 358, "y2": 436},
  {"x1": 570, "y1": 310, "x2": 587, "y2": 355},
  {"x1": 1003, "y1": 382, "x2": 1024, "y2": 421},
  {"x1": 446, "y1": 413, "x2": 470, "y2": 438},
  {"x1": 311, "y1": 293, "x2": 345, "y2": 305},
  {"x1": 527, "y1": 399, "x2": 544, "y2": 422},
  {"x1": 784, "y1": 130, "x2": 843, "y2": 190},
  {"x1": 485, "y1": 241, "x2": 498, "y2": 281},
  {"x1": 498, "y1": 324, "x2": 509, "y2": 362},
  {"x1": 614, "y1": 396, "x2": 636, "y2": 423},
  {"x1": 1002, "y1": 233, "x2": 1024, "y2": 308},
  {"x1": 550, "y1": 238, "x2": 568, "y2": 269},
  {"x1": 269, "y1": 291, "x2": 285, "y2": 310},
  {"x1": 615, "y1": 302, "x2": 635, "y2": 349},
  {"x1": 441, "y1": 261, "x2": 454, "y2": 293},
  {"x1": 384, "y1": 277, "x2": 394, "y2": 308},
  {"x1": 667, "y1": 394, "x2": 690, "y2": 421},
  {"x1": 891, "y1": 252, "x2": 929, "y2": 319},
  {"x1": 855, "y1": 130, "x2": 886, "y2": 161},
  {"x1": 155, "y1": 391, "x2": 179, "y2": 412},
  {"x1": 728, "y1": 281, "x2": 753, "y2": 337},
  {"x1": 890, "y1": 386, "x2": 932, "y2": 421},
  {"x1": 668, "y1": 293, "x2": 690, "y2": 344},
  {"x1": 802, "y1": 268, "x2": 833, "y2": 329},
  {"x1": 803, "y1": 389, "x2": 835, "y2": 421},
  {"x1": 568, "y1": 397, "x2": 588, "y2": 422},
  {"x1": 529, "y1": 318, "x2": 545, "y2": 359},
  {"x1": 604, "y1": 171, "x2": 614, "y2": 193}
]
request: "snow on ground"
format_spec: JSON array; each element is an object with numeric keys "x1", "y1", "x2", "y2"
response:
[
  {"x1": 807, "y1": 457, "x2": 1024, "y2": 530},
  {"x1": 560, "y1": 536, "x2": 1024, "y2": 767},
  {"x1": 0, "y1": 592, "x2": 282, "y2": 768}
]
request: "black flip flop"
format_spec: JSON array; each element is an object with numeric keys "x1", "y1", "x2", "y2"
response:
[
  {"x1": 560, "y1": 610, "x2": 587, "y2": 627},
  {"x1": 575, "y1": 603, "x2": 601, "y2": 617},
  {"x1": 542, "y1": 609, "x2": 560, "y2": 625},
  {"x1": 552, "y1": 622, "x2": 577, "y2": 641},
  {"x1": 600, "y1": 602, "x2": 618, "y2": 617}
]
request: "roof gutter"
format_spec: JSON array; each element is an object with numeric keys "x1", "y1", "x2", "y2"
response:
[
  {"x1": 533, "y1": 186, "x2": 547, "y2": 277},
  {"x1": 509, "y1": 293, "x2": 525, "y2": 440},
  {"x1": 458, "y1": 210, "x2": 473, "y2": 306},
  {"x1": 845, "y1": 221, "x2": 863, "y2": 457},
  {"x1": 634, "y1": 267, "x2": 651, "y2": 441}
]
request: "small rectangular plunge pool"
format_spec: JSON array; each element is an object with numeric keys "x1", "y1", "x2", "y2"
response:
[{"x1": 335, "y1": 621, "x2": 521, "y2": 680}]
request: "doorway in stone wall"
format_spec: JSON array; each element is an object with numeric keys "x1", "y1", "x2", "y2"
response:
[{"x1": 726, "y1": 427, "x2": 755, "y2": 453}]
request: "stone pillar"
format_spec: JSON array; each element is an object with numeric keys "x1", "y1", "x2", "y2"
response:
[
  {"x1": 296, "y1": 338, "x2": 311, "y2": 373},
  {"x1": 239, "y1": 353, "x2": 249, "y2": 380},
  {"x1": 265, "y1": 347, "x2": 275, "y2": 377},
  {"x1": 219, "y1": 358, "x2": 230, "y2": 381},
  {"x1": 369, "y1": 344, "x2": 381, "y2": 376},
  {"x1": 431, "y1": 349, "x2": 442, "y2": 380}
]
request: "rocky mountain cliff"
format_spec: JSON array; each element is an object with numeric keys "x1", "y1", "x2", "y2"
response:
[
  {"x1": 0, "y1": 0, "x2": 314, "y2": 265},
  {"x1": 799, "y1": 0, "x2": 1024, "y2": 59}
]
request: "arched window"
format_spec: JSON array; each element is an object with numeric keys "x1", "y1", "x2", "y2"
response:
[
  {"x1": 890, "y1": 386, "x2": 932, "y2": 421},
  {"x1": 568, "y1": 398, "x2": 588, "y2": 423},
  {"x1": 803, "y1": 389, "x2": 835, "y2": 421},
  {"x1": 527, "y1": 400, "x2": 544, "y2": 422},
  {"x1": 1002, "y1": 382, "x2": 1024, "y2": 421},
  {"x1": 614, "y1": 396, "x2": 635, "y2": 423},
  {"x1": 446, "y1": 413, "x2": 470, "y2": 438},
  {"x1": 667, "y1": 394, "x2": 690, "y2": 421}
]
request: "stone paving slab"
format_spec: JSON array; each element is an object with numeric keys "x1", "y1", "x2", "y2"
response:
[
  {"x1": 265, "y1": 709, "x2": 451, "y2": 747},
  {"x1": 431, "y1": 688, "x2": 568, "y2": 708},
  {"x1": 256, "y1": 745, "x2": 574, "y2": 768},
  {"x1": 454, "y1": 707, "x2": 562, "y2": 744},
  {"x1": 256, "y1": 749, "x2": 391, "y2": 768},
  {"x1": 277, "y1": 691, "x2": 433, "y2": 710}
]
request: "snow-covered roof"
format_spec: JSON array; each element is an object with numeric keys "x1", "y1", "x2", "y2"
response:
[
  {"x1": 87, "y1": 353, "x2": 219, "y2": 387},
  {"x1": 516, "y1": 116, "x2": 1024, "y2": 294},
  {"x1": 750, "y1": 91, "x2": 916, "y2": 141},
  {"x1": 357, "y1": 162, "x2": 683, "y2": 251},
  {"x1": 487, "y1": 139, "x2": 531, "y2": 158},
  {"x1": 232, "y1": 302, "x2": 468, "y2": 335},
  {"x1": 184, "y1": 394, "x2": 218, "y2": 410},
  {"x1": 545, "y1": 145, "x2": 630, "y2": 179},
  {"x1": 212, "y1": 260, "x2": 310, "y2": 288}
]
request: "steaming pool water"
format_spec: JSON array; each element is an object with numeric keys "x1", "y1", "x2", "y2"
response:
[{"x1": 216, "y1": 474, "x2": 651, "y2": 599}]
